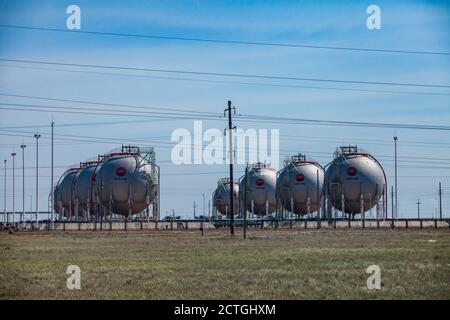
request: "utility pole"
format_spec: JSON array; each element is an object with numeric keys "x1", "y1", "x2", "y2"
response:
[
  {"x1": 416, "y1": 199, "x2": 421, "y2": 220},
  {"x1": 243, "y1": 164, "x2": 248, "y2": 239},
  {"x1": 438, "y1": 182, "x2": 442, "y2": 220},
  {"x1": 3, "y1": 159, "x2": 6, "y2": 224},
  {"x1": 20, "y1": 144, "x2": 26, "y2": 226},
  {"x1": 391, "y1": 185, "x2": 394, "y2": 220},
  {"x1": 393, "y1": 136, "x2": 398, "y2": 219},
  {"x1": 316, "y1": 170, "x2": 320, "y2": 227},
  {"x1": 51, "y1": 121, "x2": 54, "y2": 228},
  {"x1": 11, "y1": 152, "x2": 16, "y2": 225},
  {"x1": 225, "y1": 100, "x2": 236, "y2": 236},
  {"x1": 34, "y1": 133, "x2": 41, "y2": 228}
]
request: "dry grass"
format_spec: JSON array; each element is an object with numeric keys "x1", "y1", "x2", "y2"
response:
[{"x1": 0, "y1": 228, "x2": 449, "y2": 299}]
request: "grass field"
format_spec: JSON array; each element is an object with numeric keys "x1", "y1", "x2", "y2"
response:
[{"x1": 0, "y1": 228, "x2": 449, "y2": 299}]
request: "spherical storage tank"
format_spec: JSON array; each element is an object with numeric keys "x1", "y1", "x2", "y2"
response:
[
  {"x1": 325, "y1": 146, "x2": 386, "y2": 214},
  {"x1": 53, "y1": 184, "x2": 61, "y2": 213},
  {"x1": 76, "y1": 159, "x2": 103, "y2": 218},
  {"x1": 55, "y1": 167, "x2": 82, "y2": 218},
  {"x1": 239, "y1": 162, "x2": 277, "y2": 215},
  {"x1": 213, "y1": 178, "x2": 239, "y2": 216},
  {"x1": 96, "y1": 151, "x2": 157, "y2": 216},
  {"x1": 276, "y1": 154, "x2": 324, "y2": 215}
]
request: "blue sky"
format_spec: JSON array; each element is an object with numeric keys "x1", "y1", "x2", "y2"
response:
[{"x1": 0, "y1": 0, "x2": 449, "y2": 218}]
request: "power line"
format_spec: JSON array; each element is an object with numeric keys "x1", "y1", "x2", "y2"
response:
[
  {"x1": 0, "y1": 105, "x2": 223, "y2": 122},
  {"x1": 2, "y1": 63, "x2": 449, "y2": 97},
  {"x1": 1, "y1": 124, "x2": 449, "y2": 149},
  {"x1": 0, "y1": 102, "x2": 222, "y2": 119},
  {"x1": 0, "y1": 93, "x2": 220, "y2": 117},
  {"x1": 2, "y1": 129, "x2": 450, "y2": 167},
  {"x1": 1, "y1": 58, "x2": 449, "y2": 89},
  {"x1": 1, "y1": 100, "x2": 449, "y2": 131},
  {"x1": 0, "y1": 118, "x2": 183, "y2": 130},
  {"x1": 4, "y1": 127, "x2": 450, "y2": 164},
  {"x1": 234, "y1": 114, "x2": 450, "y2": 131},
  {"x1": 1, "y1": 124, "x2": 450, "y2": 164},
  {"x1": 1, "y1": 24, "x2": 449, "y2": 56}
]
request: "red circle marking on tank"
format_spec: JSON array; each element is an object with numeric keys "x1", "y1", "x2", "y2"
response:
[
  {"x1": 256, "y1": 178, "x2": 265, "y2": 186},
  {"x1": 347, "y1": 166, "x2": 357, "y2": 176},
  {"x1": 116, "y1": 167, "x2": 127, "y2": 177},
  {"x1": 296, "y1": 173, "x2": 305, "y2": 182}
]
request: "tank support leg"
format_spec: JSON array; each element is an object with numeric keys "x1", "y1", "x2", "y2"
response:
[
  {"x1": 361, "y1": 193, "x2": 365, "y2": 229},
  {"x1": 109, "y1": 193, "x2": 112, "y2": 231}
]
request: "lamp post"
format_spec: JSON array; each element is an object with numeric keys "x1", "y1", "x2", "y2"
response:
[
  {"x1": 11, "y1": 152, "x2": 16, "y2": 226},
  {"x1": 202, "y1": 193, "x2": 206, "y2": 217},
  {"x1": 34, "y1": 133, "x2": 41, "y2": 228},
  {"x1": 20, "y1": 144, "x2": 26, "y2": 227}
]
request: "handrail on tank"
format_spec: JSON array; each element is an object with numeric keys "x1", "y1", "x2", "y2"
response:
[
  {"x1": 80, "y1": 160, "x2": 102, "y2": 168},
  {"x1": 334, "y1": 145, "x2": 371, "y2": 160},
  {"x1": 250, "y1": 161, "x2": 268, "y2": 169},
  {"x1": 218, "y1": 177, "x2": 231, "y2": 185},
  {"x1": 291, "y1": 153, "x2": 306, "y2": 163},
  {"x1": 217, "y1": 177, "x2": 238, "y2": 188},
  {"x1": 104, "y1": 145, "x2": 155, "y2": 162},
  {"x1": 279, "y1": 153, "x2": 325, "y2": 173},
  {"x1": 107, "y1": 152, "x2": 140, "y2": 157}
]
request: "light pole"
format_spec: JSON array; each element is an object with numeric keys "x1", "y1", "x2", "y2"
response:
[
  {"x1": 20, "y1": 144, "x2": 26, "y2": 227},
  {"x1": 202, "y1": 193, "x2": 206, "y2": 217},
  {"x1": 416, "y1": 199, "x2": 421, "y2": 219},
  {"x1": 393, "y1": 136, "x2": 398, "y2": 219},
  {"x1": 11, "y1": 152, "x2": 16, "y2": 226},
  {"x1": 3, "y1": 159, "x2": 6, "y2": 225},
  {"x1": 34, "y1": 133, "x2": 41, "y2": 228}
]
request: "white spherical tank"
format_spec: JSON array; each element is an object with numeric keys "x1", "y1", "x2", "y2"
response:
[
  {"x1": 277, "y1": 154, "x2": 324, "y2": 215},
  {"x1": 53, "y1": 184, "x2": 61, "y2": 213},
  {"x1": 56, "y1": 168, "x2": 82, "y2": 218},
  {"x1": 213, "y1": 178, "x2": 239, "y2": 216},
  {"x1": 239, "y1": 163, "x2": 277, "y2": 215},
  {"x1": 76, "y1": 160, "x2": 102, "y2": 218},
  {"x1": 96, "y1": 152, "x2": 157, "y2": 216},
  {"x1": 325, "y1": 146, "x2": 386, "y2": 214}
]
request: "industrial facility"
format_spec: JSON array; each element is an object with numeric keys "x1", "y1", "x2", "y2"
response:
[
  {"x1": 239, "y1": 162, "x2": 278, "y2": 216},
  {"x1": 212, "y1": 178, "x2": 239, "y2": 218},
  {"x1": 53, "y1": 145, "x2": 160, "y2": 222},
  {"x1": 212, "y1": 146, "x2": 387, "y2": 222},
  {"x1": 277, "y1": 154, "x2": 324, "y2": 217},
  {"x1": 324, "y1": 146, "x2": 387, "y2": 219},
  {"x1": 53, "y1": 144, "x2": 387, "y2": 225}
]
